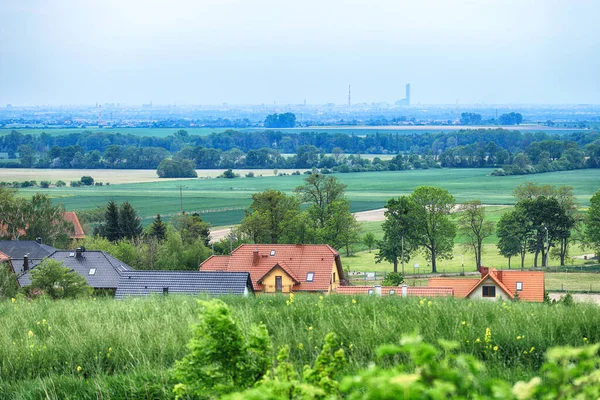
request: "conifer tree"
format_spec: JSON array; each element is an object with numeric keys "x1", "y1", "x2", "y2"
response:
[
  {"x1": 104, "y1": 199, "x2": 121, "y2": 242},
  {"x1": 119, "y1": 201, "x2": 143, "y2": 240},
  {"x1": 150, "y1": 213, "x2": 167, "y2": 241}
]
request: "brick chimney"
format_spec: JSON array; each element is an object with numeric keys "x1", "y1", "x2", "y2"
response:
[
  {"x1": 252, "y1": 248, "x2": 260, "y2": 266},
  {"x1": 479, "y1": 266, "x2": 489, "y2": 278}
]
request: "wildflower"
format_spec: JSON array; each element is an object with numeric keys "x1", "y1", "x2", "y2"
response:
[
  {"x1": 108, "y1": 347, "x2": 113, "y2": 352},
  {"x1": 583, "y1": 337, "x2": 588, "y2": 342},
  {"x1": 42, "y1": 319, "x2": 47, "y2": 325},
  {"x1": 307, "y1": 326, "x2": 313, "y2": 331},
  {"x1": 77, "y1": 366, "x2": 82, "y2": 373},
  {"x1": 493, "y1": 346, "x2": 498, "y2": 351},
  {"x1": 523, "y1": 351, "x2": 528, "y2": 355},
  {"x1": 11, "y1": 298, "x2": 16, "y2": 304},
  {"x1": 516, "y1": 336, "x2": 522, "y2": 340},
  {"x1": 530, "y1": 346, "x2": 535, "y2": 352},
  {"x1": 349, "y1": 343, "x2": 354, "y2": 350},
  {"x1": 352, "y1": 299, "x2": 357, "y2": 304},
  {"x1": 427, "y1": 301, "x2": 432, "y2": 307},
  {"x1": 297, "y1": 343, "x2": 304, "y2": 350},
  {"x1": 484, "y1": 328, "x2": 492, "y2": 343},
  {"x1": 36, "y1": 321, "x2": 40, "y2": 325},
  {"x1": 27, "y1": 330, "x2": 34, "y2": 338},
  {"x1": 419, "y1": 299, "x2": 425, "y2": 306},
  {"x1": 475, "y1": 338, "x2": 481, "y2": 343},
  {"x1": 461, "y1": 321, "x2": 466, "y2": 325},
  {"x1": 319, "y1": 295, "x2": 323, "y2": 301}
]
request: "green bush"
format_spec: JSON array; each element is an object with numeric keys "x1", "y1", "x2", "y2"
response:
[
  {"x1": 29, "y1": 259, "x2": 92, "y2": 299},
  {"x1": 381, "y1": 271, "x2": 404, "y2": 286}
]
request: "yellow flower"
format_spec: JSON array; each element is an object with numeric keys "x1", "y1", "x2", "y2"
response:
[
  {"x1": 27, "y1": 330, "x2": 34, "y2": 338},
  {"x1": 493, "y1": 346, "x2": 498, "y2": 351},
  {"x1": 307, "y1": 326, "x2": 313, "y2": 331},
  {"x1": 42, "y1": 319, "x2": 47, "y2": 325},
  {"x1": 319, "y1": 295, "x2": 323, "y2": 301},
  {"x1": 77, "y1": 366, "x2": 82, "y2": 373},
  {"x1": 516, "y1": 336, "x2": 522, "y2": 340},
  {"x1": 349, "y1": 343, "x2": 354, "y2": 350},
  {"x1": 108, "y1": 347, "x2": 113, "y2": 352},
  {"x1": 461, "y1": 321, "x2": 466, "y2": 325},
  {"x1": 419, "y1": 299, "x2": 425, "y2": 306},
  {"x1": 352, "y1": 299, "x2": 357, "y2": 304},
  {"x1": 11, "y1": 298, "x2": 16, "y2": 304},
  {"x1": 583, "y1": 337, "x2": 588, "y2": 342},
  {"x1": 36, "y1": 321, "x2": 40, "y2": 325},
  {"x1": 530, "y1": 346, "x2": 535, "y2": 352},
  {"x1": 427, "y1": 301, "x2": 432, "y2": 307},
  {"x1": 475, "y1": 338, "x2": 481, "y2": 343},
  {"x1": 297, "y1": 343, "x2": 304, "y2": 350}
]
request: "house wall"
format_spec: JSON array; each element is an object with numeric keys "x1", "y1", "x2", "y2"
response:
[
  {"x1": 329, "y1": 261, "x2": 339, "y2": 292},
  {"x1": 260, "y1": 266, "x2": 295, "y2": 293},
  {"x1": 468, "y1": 279, "x2": 510, "y2": 301}
]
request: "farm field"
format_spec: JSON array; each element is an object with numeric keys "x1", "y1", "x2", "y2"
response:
[
  {"x1": 0, "y1": 127, "x2": 223, "y2": 137},
  {"x1": 13, "y1": 168, "x2": 600, "y2": 227},
  {"x1": 1, "y1": 295, "x2": 599, "y2": 399}
]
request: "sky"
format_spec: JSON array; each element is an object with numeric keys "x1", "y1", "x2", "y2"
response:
[{"x1": 1, "y1": 0, "x2": 599, "y2": 106}]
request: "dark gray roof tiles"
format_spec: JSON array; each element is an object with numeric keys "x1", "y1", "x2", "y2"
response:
[
  {"x1": 18, "y1": 250, "x2": 133, "y2": 289},
  {"x1": 115, "y1": 271, "x2": 253, "y2": 299},
  {"x1": 0, "y1": 241, "x2": 57, "y2": 273}
]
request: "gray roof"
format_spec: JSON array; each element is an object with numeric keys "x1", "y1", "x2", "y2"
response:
[
  {"x1": 18, "y1": 250, "x2": 133, "y2": 289},
  {"x1": 0, "y1": 241, "x2": 57, "y2": 274},
  {"x1": 115, "y1": 271, "x2": 253, "y2": 299}
]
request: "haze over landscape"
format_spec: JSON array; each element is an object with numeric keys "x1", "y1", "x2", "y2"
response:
[{"x1": 2, "y1": 0, "x2": 600, "y2": 105}]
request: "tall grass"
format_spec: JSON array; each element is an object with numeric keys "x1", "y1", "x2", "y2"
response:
[{"x1": 1, "y1": 294, "x2": 599, "y2": 398}]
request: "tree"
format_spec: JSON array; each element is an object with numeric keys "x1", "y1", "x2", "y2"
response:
[
  {"x1": 363, "y1": 232, "x2": 376, "y2": 253},
  {"x1": 0, "y1": 261, "x2": 18, "y2": 299},
  {"x1": 587, "y1": 189, "x2": 600, "y2": 258},
  {"x1": 409, "y1": 186, "x2": 456, "y2": 273},
  {"x1": 30, "y1": 259, "x2": 92, "y2": 299},
  {"x1": 0, "y1": 187, "x2": 29, "y2": 240},
  {"x1": 321, "y1": 199, "x2": 361, "y2": 256},
  {"x1": 457, "y1": 200, "x2": 494, "y2": 269},
  {"x1": 264, "y1": 112, "x2": 296, "y2": 128},
  {"x1": 172, "y1": 212, "x2": 211, "y2": 246},
  {"x1": 295, "y1": 174, "x2": 347, "y2": 228},
  {"x1": 119, "y1": 201, "x2": 143, "y2": 241},
  {"x1": 18, "y1": 144, "x2": 36, "y2": 168},
  {"x1": 499, "y1": 112, "x2": 523, "y2": 125},
  {"x1": 95, "y1": 200, "x2": 121, "y2": 242},
  {"x1": 376, "y1": 196, "x2": 420, "y2": 273},
  {"x1": 80, "y1": 176, "x2": 94, "y2": 186},
  {"x1": 240, "y1": 189, "x2": 300, "y2": 244},
  {"x1": 150, "y1": 214, "x2": 167, "y2": 242},
  {"x1": 497, "y1": 209, "x2": 530, "y2": 269},
  {"x1": 157, "y1": 158, "x2": 197, "y2": 178},
  {"x1": 25, "y1": 194, "x2": 72, "y2": 247}
]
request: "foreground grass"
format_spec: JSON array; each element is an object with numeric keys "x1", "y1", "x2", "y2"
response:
[{"x1": 1, "y1": 295, "x2": 599, "y2": 399}]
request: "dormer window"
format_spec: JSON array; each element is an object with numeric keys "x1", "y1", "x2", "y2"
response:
[
  {"x1": 306, "y1": 272, "x2": 314, "y2": 282},
  {"x1": 270, "y1": 250, "x2": 276, "y2": 256},
  {"x1": 88, "y1": 268, "x2": 96, "y2": 275},
  {"x1": 516, "y1": 282, "x2": 523, "y2": 291}
]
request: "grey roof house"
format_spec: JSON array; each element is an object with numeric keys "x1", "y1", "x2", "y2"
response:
[
  {"x1": 115, "y1": 271, "x2": 253, "y2": 299},
  {"x1": 18, "y1": 248, "x2": 133, "y2": 289},
  {"x1": 0, "y1": 240, "x2": 57, "y2": 274}
]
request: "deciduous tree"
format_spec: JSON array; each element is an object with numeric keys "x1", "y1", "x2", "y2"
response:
[{"x1": 457, "y1": 200, "x2": 494, "y2": 269}]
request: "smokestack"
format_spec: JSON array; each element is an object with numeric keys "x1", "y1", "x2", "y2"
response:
[
  {"x1": 36, "y1": 237, "x2": 42, "y2": 244},
  {"x1": 76, "y1": 248, "x2": 83, "y2": 258},
  {"x1": 252, "y1": 248, "x2": 260, "y2": 266},
  {"x1": 23, "y1": 255, "x2": 29, "y2": 272},
  {"x1": 405, "y1": 83, "x2": 411, "y2": 106}
]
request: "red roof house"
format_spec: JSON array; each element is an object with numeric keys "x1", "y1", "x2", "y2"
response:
[
  {"x1": 428, "y1": 267, "x2": 545, "y2": 302},
  {"x1": 0, "y1": 212, "x2": 85, "y2": 240},
  {"x1": 200, "y1": 244, "x2": 344, "y2": 293}
]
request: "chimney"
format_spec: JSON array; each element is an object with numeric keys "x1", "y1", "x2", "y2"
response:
[
  {"x1": 36, "y1": 237, "x2": 42, "y2": 244},
  {"x1": 375, "y1": 285, "x2": 382, "y2": 296},
  {"x1": 23, "y1": 255, "x2": 29, "y2": 272},
  {"x1": 76, "y1": 248, "x2": 83, "y2": 258},
  {"x1": 479, "y1": 266, "x2": 489, "y2": 278},
  {"x1": 401, "y1": 284, "x2": 408, "y2": 297},
  {"x1": 252, "y1": 248, "x2": 260, "y2": 266}
]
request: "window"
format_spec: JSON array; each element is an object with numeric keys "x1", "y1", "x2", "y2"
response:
[
  {"x1": 69, "y1": 252, "x2": 75, "y2": 257},
  {"x1": 368, "y1": 289, "x2": 374, "y2": 295},
  {"x1": 516, "y1": 282, "x2": 523, "y2": 291},
  {"x1": 389, "y1": 290, "x2": 396, "y2": 295},
  {"x1": 333, "y1": 273, "x2": 336, "y2": 283},
  {"x1": 270, "y1": 250, "x2": 276, "y2": 256},
  {"x1": 88, "y1": 268, "x2": 96, "y2": 275},
  {"x1": 306, "y1": 272, "x2": 314, "y2": 282},
  {"x1": 163, "y1": 288, "x2": 169, "y2": 295},
  {"x1": 482, "y1": 286, "x2": 496, "y2": 297}
]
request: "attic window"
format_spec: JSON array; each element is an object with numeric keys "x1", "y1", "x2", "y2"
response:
[
  {"x1": 306, "y1": 272, "x2": 314, "y2": 282},
  {"x1": 516, "y1": 282, "x2": 523, "y2": 291},
  {"x1": 368, "y1": 289, "x2": 374, "y2": 295},
  {"x1": 270, "y1": 250, "x2": 276, "y2": 256},
  {"x1": 482, "y1": 286, "x2": 496, "y2": 298},
  {"x1": 88, "y1": 268, "x2": 96, "y2": 275},
  {"x1": 389, "y1": 290, "x2": 396, "y2": 295},
  {"x1": 69, "y1": 252, "x2": 75, "y2": 257}
]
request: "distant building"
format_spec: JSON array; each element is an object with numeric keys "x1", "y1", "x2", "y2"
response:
[{"x1": 395, "y1": 83, "x2": 411, "y2": 107}]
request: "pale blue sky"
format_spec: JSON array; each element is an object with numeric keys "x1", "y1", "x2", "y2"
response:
[{"x1": 1, "y1": 0, "x2": 599, "y2": 105}]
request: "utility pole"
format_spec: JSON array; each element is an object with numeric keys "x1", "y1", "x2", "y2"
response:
[
  {"x1": 178, "y1": 185, "x2": 186, "y2": 213},
  {"x1": 544, "y1": 226, "x2": 549, "y2": 267},
  {"x1": 401, "y1": 235, "x2": 405, "y2": 276},
  {"x1": 348, "y1": 85, "x2": 351, "y2": 108}
]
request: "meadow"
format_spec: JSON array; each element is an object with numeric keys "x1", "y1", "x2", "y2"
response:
[
  {"x1": 0, "y1": 294, "x2": 598, "y2": 399},
  {"x1": 13, "y1": 168, "x2": 600, "y2": 227}
]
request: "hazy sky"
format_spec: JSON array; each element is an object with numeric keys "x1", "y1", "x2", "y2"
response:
[{"x1": 1, "y1": 0, "x2": 599, "y2": 106}]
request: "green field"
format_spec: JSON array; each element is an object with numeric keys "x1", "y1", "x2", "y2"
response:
[
  {"x1": 16, "y1": 168, "x2": 600, "y2": 227},
  {"x1": 0, "y1": 127, "x2": 223, "y2": 137},
  {"x1": 1, "y1": 295, "x2": 599, "y2": 399}
]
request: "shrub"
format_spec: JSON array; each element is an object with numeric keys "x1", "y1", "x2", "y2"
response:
[
  {"x1": 29, "y1": 259, "x2": 92, "y2": 299},
  {"x1": 172, "y1": 299, "x2": 271, "y2": 398},
  {"x1": 218, "y1": 169, "x2": 238, "y2": 179},
  {"x1": 381, "y1": 271, "x2": 404, "y2": 286},
  {"x1": 40, "y1": 181, "x2": 51, "y2": 188},
  {"x1": 0, "y1": 262, "x2": 18, "y2": 299},
  {"x1": 245, "y1": 172, "x2": 255, "y2": 178},
  {"x1": 55, "y1": 180, "x2": 66, "y2": 187},
  {"x1": 94, "y1": 182, "x2": 103, "y2": 186},
  {"x1": 70, "y1": 180, "x2": 82, "y2": 187},
  {"x1": 80, "y1": 176, "x2": 94, "y2": 186}
]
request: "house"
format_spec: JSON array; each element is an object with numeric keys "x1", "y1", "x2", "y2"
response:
[
  {"x1": 428, "y1": 267, "x2": 545, "y2": 302},
  {"x1": 200, "y1": 244, "x2": 345, "y2": 293},
  {"x1": 115, "y1": 271, "x2": 253, "y2": 299},
  {"x1": 337, "y1": 285, "x2": 453, "y2": 297},
  {"x1": 0, "y1": 240, "x2": 57, "y2": 273},
  {"x1": 17, "y1": 248, "x2": 133, "y2": 291},
  {"x1": 0, "y1": 251, "x2": 15, "y2": 274}
]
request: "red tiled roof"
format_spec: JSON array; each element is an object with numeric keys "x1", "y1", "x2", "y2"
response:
[
  {"x1": 464, "y1": 268, "x2": 514, "y2": 299},
  {"x1": 406, "y1": 287, "x2": 454, "y2": 297},
  {"x1": 0, "y1": 251, "x2": 9, "y2": 261},
  {"x1": 495, "y1": 270, "x2": 545, "y2": 302},
  {"x1": 257, "y1": 261, "x2": 300, "y2": 284},
  {"x1": 336, "y1": 286, "x2": 453, "y2": 297},
  {"x1": 62, "y1": 212, "x2": 85, "y2": 239},
  {"x1": 200, "y1": 244, "x2": 342, "y2": 292},
  {"x1": 428, "y1": 278, "x2": 479, "y2": 297}
]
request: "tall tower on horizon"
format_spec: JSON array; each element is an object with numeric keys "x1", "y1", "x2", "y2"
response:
[
  {"x1": 405, "y1": 83, "x2": 411, "y2": 106},
  {"x1": 348, "y1": 85, "x2": 351, "y2": 108}
]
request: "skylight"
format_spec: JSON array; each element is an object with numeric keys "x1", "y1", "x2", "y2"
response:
[
  {"x1": 306, "y1": 272, "x2": 314, "y2": 282},
  {"x1": 88, "y1": 268, "x2": 96, "y2": 275},
  {"x1": 69, "y1": 252, "x2": 75, "y2": 257},
  {"x1": 270, "y1": 250, "x2": 276, "y2": 256}
]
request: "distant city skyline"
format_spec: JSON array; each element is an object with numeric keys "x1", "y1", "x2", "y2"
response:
[{"x1": 1, "y1": 0, "x2": 599, "y2": 106}]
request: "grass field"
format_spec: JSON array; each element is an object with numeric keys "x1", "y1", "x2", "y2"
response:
[
  {"x1": 1, "y1": 294, "x2": 599, "y2": 399},
  {"x1": 12, "y1": 169, "x2": 600, "y2": 227},
  {"x1": 0, "y1": 127, "x2": 223, "y2": 137}
]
